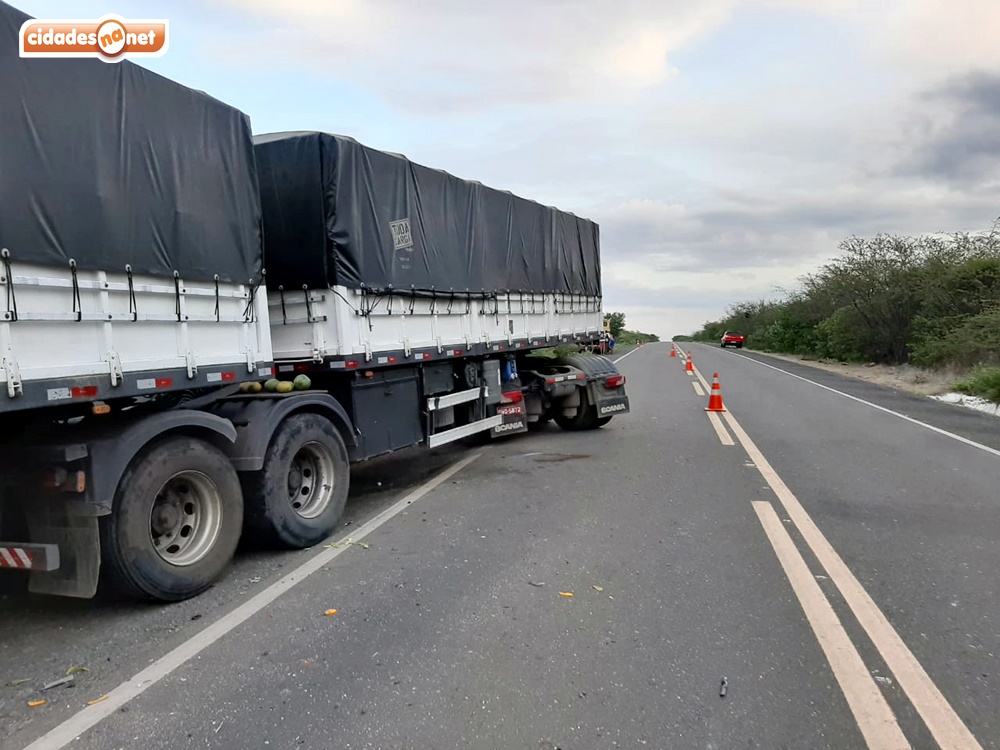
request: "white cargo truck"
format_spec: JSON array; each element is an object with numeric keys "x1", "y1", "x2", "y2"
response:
[{"x1": 0, "y1": 0, "x2": 629, "y2": 602}]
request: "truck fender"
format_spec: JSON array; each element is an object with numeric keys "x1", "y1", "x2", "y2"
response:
[
  {"x1": 204, "y1": 393, "x2": 357, "y2": 473},
  {"x1": 83, "y1": 410, "x2": 241, "y2": 515},
  {"x1": 561, "y1": 353, "x2": 631, "y2": 416}
]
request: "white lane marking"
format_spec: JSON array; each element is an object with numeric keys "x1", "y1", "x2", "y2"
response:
[
  {"x1": 19, "y1": 451, "x2": 484, "y2": 750},
  {"x1": 725, "y1": 349, "x2": 1000, "y2": 459},
  {"x1": 693, "y1": 367, "x2": 711, "y2": 392},
  {"x1": 691, "y1": 365, "x2": 733, "y2": 446},
  {"x1": 706, "y1": 411, "x2": 735, "y2": 446},
  {"x1": 711, "y1": 389, "x2": 983, "y2": 750},
  {"x1": 751, "y1": 501, "x2": 910, "y2": 750},
  {"x1": 692, "y1": 359, "x2": 982, "y2": 748},
  {"x1": 613, "y1": 344, "x2": 652, "y2": 364},
  {"x1": 692, "y1": 381, "x2": 705, "y2": 397}
]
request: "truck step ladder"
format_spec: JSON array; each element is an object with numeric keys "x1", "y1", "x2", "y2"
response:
[{"x1": 426, "y1": 385, "x2": 503, "y2": 448}]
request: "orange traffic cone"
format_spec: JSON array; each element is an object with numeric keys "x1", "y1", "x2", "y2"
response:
[
  {"x1": 705, "y1": 372, "x2": 726, "y2": 412},
  {"x1": 670, "y1": 348, "x2": 676, "y2": 358},
  {"x1": 685, "y1": 352, "x2": 694, "y2": 373}
]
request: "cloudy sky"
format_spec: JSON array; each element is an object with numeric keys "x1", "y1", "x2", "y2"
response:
[{"x1": 15, "y1": 0, "x2": 1000, "y2": 338}]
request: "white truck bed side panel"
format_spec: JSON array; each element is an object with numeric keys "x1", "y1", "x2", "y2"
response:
[
  {"x1": 268, "y1": 286, "x2": 603, "y2": 361},
  {"x1": 0, "y1": 262, "x2": 273, "y2": 388}
]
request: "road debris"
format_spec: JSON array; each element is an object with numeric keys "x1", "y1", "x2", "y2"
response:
[
  {"x1": 87, "y1": 695, "x2": 109, "y2": 706},
  {"x1": 66, "y1": 666, "x2": 89, "y2": 675},
  {"x1": 558, "y1": 592, "x2": 574, "y2": 598},
  {"x1": 28, "y1": 699, "x2": 47, "y2": 707},
  {"x1": 325, "y1": 538, "x2": 370, "y2": 551},
  {"x1": 528, "y1": 581, "x2": 545, "y2": 587},
  {"x1": 40, "y1": 676, "x2": 75, "y2": 691},
  {"x1": 592, "y1": 585, "x2": 604, "y2": 592},
  {"x1": 324, "y1": 609, "x2": 338, "y2": 616},
  {"x1": 719, "y1": 677, "x2": 728, "y2": 697},
  {"x1": 9, "y1": 678, "x2": 31, "y2": 686}
]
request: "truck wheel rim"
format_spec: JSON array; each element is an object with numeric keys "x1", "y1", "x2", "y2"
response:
[
  {"x1": 287, "y1": 441, "x2": 336, "y2": 519},
  {"x1": 149, "y1": 471, "x2": 223, "y2": 567}
]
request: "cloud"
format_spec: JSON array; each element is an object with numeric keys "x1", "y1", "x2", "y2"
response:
[
  {"x1": 598, "y1": 184, "x2": 1000, "y2": 270},
  {"x1": 192, "y1": 0, "x2": 1000, "y2": 339},
  {"x1": 891, "y1": 71, "x2": 1000, "y2": 186},
  {"x1": 206, "y1": 0, "x2": 738, "y2": 115},
  {"x1": 868, "y1": 1, "x2": 1000, "y2": 77}
]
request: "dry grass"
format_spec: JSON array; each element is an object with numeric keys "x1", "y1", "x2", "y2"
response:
[{"x1": 750, "y1": 351, "x2": 967, "y2": 397}]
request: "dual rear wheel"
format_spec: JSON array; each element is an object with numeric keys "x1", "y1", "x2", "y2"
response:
[{"x1": 99, "y1": 413, "x2": 349, "y2": 602}]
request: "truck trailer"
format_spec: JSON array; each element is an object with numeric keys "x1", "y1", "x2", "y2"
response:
[{"x1": 0, "y1": 0, "x2": 629, "y2": 603}]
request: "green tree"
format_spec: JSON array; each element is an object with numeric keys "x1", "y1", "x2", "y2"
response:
[
  {"x1": 604, "y1": 311, "x2": 626, "y2": 338},
  {"x1": 616, "y1": 329, "x2": 659, "y2": 345},
  {"x1": 685, "y1": 216, "x2": 1000, "y2": 371}
]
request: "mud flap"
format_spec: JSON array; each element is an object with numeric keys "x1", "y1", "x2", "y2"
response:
[
  {"x1": 588, "y1": 381, "x2": 630, "y2": 418},
  {"x1": 490, "y1": 400, "x2": 529, "y2": 438},
  {"x1": 595, "y1": 394, "x2": 630, "y2": 417},
  {"x1": 27, "y1": 510, "x2": 100, "y2": 599}
]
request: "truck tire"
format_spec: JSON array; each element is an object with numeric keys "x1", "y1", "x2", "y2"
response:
[
  {"x1": 554, "y1": 388, "x2": 600, "y2": 431},
  {"x1": 99, "y1": 435, "x2": 244, "y2": 602},
  {"x1": 527, "y1": 414, "x2": 551, "y2": 431},
  {"x1": 241, "y1": 413, "x2": 350, "y2": 549}
]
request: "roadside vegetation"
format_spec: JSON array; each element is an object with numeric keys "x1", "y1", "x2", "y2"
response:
[
  {"x1": 954, "y1": 366, "x2": 1000, "y2": 403},
  {"x1": 604, "y1": 312, "x2": 660, "y2": 346},
  {"x1": 689, "y1": 218, "x2": 1000, "y2": 403}
]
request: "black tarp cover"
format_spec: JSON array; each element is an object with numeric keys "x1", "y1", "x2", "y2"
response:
[
  {"x1": 0, "y1": 1, "x2": 262, "y2": 284},
  {"x1": 253, "y1": 131, "x2": 602, "y2": 296}
]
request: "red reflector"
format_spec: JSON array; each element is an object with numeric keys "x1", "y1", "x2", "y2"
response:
[
  {"x1": 501, "y1": 390, "x2": 524, "y2": 403},
  {"x1": 221, "y1": 372, "x2": 236, "y2": 382},
  {"x1": 71, "y1": 386, "x2": 98, "y2": 398},
  {"x1": 454, "y1": 350, "x2": 463, "y2": 356},
  {"x1": 545, "y1": 377, "x2": 556, "y2": 385},
  {"x1": 155, "y1": 377, "x2": 173, "y2": 389},
  {"x1": 294, "y1": 364, "x2": 310, "y2": 372},
  {"x1": 605, "y1": 375, "x2": 625, "y2": 388},
  {"x1": 0, "y1": 547, "x2": 33, "y2": 569},
  {"x1": 346, "y1": 360, "x2": 359, "y2": 369},
  {"x1": 388, "y1": 356, "x2": 397, "y2": 364}
]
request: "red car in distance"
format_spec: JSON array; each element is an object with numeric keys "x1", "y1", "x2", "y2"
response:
[{"x1": 720, "y1": 330, "x2": 745, "y2": 348}]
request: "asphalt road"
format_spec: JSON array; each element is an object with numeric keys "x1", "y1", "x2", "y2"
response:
[{"x1": 2, "y1": 341, "x2": 997, "y2": 749}]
